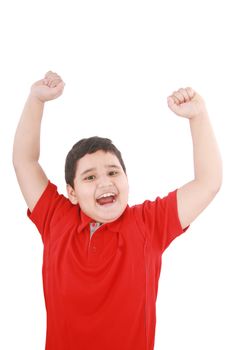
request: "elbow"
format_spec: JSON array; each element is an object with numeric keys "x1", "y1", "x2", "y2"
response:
[
  {"x1": 12, "y1": 153, "x2": 18, "y2": 169},
  {"x1": 12, "y1": 158, "x2": 20, "y2": 174},
  {"x1": 12, "y1": 145, "x2": 21, "y2": 169},
  {"x1": 212, "y1": 163, "x2": 223, "y2": 193},
  {"x1": 12, "y1": 152, "x2": 21, "y2": 170},
  {"x1": 211, "y1": 172, "x2": 223, "y2": 194},
  {"x1": 198, "y1": 170, "x2": 223, "y2": 195},
  {"x1": 208, "y1": 180, "x2": 222, "y2": 196},
  {"x1": 196, "y1": 178, "x2": 222, "y2": 197}
]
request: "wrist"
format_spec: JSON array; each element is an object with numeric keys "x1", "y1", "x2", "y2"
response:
[
  {"x1": 28, "y1": 93, "x2": 45, "y2": 106},
  {"x1": 190, "y1": 107, "x2": 209, "y2": 122}
]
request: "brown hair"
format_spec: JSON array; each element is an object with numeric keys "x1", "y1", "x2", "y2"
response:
[{"x1": 65, "y1": 136, "x2": 126, "y2": 188}]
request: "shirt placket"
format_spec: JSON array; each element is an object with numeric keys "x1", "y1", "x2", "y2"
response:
[{"x1": 88, "y1": 222, "x2": 102, "y2": 259}]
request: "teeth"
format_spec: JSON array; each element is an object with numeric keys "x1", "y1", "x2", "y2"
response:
[{"x1": 97, "y1": 192, "x2": 115, "y2": 199}]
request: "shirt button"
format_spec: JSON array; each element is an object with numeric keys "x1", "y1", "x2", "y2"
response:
[{"x1": 92, "y1": 246, "x2": 97, "y2": 252}]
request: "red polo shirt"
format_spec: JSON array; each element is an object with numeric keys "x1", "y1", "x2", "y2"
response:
[{"x1": 28, "y1": 181, "x2": 189, "y2": 350}]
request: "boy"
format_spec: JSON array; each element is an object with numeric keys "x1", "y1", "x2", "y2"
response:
[{"x1": 13, "y1": 71, "x2": 222, "y2": 350}]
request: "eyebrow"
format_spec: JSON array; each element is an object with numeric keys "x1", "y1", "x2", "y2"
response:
[{"x1": 80, "y1": 165, "x2": 121, "y2": 177}]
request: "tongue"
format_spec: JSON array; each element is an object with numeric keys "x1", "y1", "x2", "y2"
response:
[{"x1": 97, "y1": 196, "x2": 115, "y2": 205}]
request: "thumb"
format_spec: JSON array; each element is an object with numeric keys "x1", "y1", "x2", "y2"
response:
[
  {"x1": 52, "y1": 81, "x2": 65, "y2": 94},
  {"x1": 48, "y1": 81, "x2": 65, "y2": 100}
]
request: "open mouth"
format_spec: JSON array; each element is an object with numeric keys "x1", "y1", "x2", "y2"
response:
[{"x1": 96, "y1": 192, "x2": 117, "y2": 206}]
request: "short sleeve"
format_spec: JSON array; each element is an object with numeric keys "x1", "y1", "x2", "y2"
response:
[
  {"x1": 27, "y1": 181, "x2": 73, "y2": 243},
  {"x1": 133, "y1": 189, "x2": 189, "y2": 253}
]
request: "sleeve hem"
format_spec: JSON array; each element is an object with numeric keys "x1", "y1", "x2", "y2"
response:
[{"x1": 27, "y1": 181, "x2": 57, "y2": 221}]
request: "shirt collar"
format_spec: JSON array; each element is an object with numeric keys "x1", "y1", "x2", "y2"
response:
[{"x1": 77, "y1": 205, "x2": 129, "y2": 234}]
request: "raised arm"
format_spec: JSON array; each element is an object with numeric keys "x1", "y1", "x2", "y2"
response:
[
  {"x1": 167, "y1": 88, "x2": 222, "y2": 229},
  {"x1": 13, "y1": 71, "x2": 65, "y2": 212}
]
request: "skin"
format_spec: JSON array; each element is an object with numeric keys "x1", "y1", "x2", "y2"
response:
[
  {"x1": 66, "y1": 150, "x2": 129, "y2": 223},
  {"x1": 13, "y1": 71, "x2": 222, "y2": 230},
  {"x1": 167, "y1": 87, "x2": 206, "y2": 119}
]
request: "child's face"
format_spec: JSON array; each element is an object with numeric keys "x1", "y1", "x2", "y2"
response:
[{"x1": 67, "y1": 150, "x2": 129, "y2": 223}]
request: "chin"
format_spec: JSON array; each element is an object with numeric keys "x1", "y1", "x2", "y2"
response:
[
  {"x1": 94, "y1": 213, "x2": 119, "y2": 223},
  {"x1": 84, "y1": 201, "x2": 127, "y2": 223},
  {"x1": 96, "y1": 209, "x2": 124, "y2": 224}
]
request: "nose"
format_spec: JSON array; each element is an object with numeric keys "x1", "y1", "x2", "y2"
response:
[{"x1": 96, "y1": 174, "x2": 113, "y2": 188}]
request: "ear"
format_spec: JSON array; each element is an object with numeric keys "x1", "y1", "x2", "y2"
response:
[{"x1": 66, "y1": 184, "x2": 79, "y2": 204}]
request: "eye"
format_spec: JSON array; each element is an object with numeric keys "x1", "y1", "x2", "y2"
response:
[
  {"x1": 109, "y1": 170, "x2": 118, "y2": 176},
  {"x1": 84, "y1": 175, "x2": 96, "y2": 181}
]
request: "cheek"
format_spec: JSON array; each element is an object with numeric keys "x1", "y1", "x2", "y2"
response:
[
  {"x1": 120, "y1": 180, "x2": 129, "y2": 198},
  {"x1": 77, "y1": 186, "x2": 94, "y2": 202}
]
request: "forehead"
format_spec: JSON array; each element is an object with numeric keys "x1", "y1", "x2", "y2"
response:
[{"x1": 75, "y1": 150, "x2": 122, "y2": 174}]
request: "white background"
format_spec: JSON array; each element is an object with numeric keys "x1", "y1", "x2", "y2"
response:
[{"x1": 0, "y1": 0, "x2": 232, "y2": 349}]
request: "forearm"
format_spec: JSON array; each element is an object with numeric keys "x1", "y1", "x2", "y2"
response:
[
  {"x1": 13, "y1": 95, "x2": 44, "y2": 165},
  {"x1": 189, "y1": 110, "x2": 222, "y2": 190}
]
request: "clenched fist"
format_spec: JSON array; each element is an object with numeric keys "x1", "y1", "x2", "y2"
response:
[
  {"x1": 167, "y1": 87, "x2": 207, "y2": 119},
  {"x1": 30, "y1": 71, "x2": 65, "y2": 103}
]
